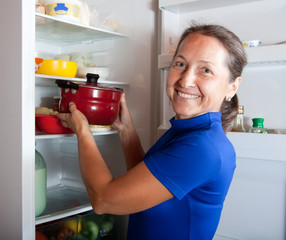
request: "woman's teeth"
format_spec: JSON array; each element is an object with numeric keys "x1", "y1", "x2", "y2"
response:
[{"x1": 178, "y1": 91, "x2": 199, "y2": 99}]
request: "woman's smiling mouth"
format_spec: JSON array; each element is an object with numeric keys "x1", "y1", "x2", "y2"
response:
[{"x1": 177, "y1": 91, "x2": 200, "y2": 99}]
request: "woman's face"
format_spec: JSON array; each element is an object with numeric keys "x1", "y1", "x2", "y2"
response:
[{"x1": 167, "y1": 33, "x2": 239, "y2": 120}]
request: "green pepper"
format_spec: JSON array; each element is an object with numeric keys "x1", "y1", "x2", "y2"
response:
[
  {"x1": 82, "y1": 221, "x2": 99, "y2": 240},
  {"x1": 99, "y1": 220, "x2": 114, "y2": 237}
]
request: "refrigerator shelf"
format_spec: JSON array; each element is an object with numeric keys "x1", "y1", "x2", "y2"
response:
[
  {"x1": 36, "y1": 186, "x2": 92, "y2": 225},
  {"x1": 36, "y1": 13, "x2": 127, "y2": 45},
  {"x1": 35, "y1": 74, "x2": 129, "y2": 86},
  {"x1": 36, "y1": 130, "x2": 118, "y2": 139},
  {"x1": 157, "y1": 126, "x2": 286, "y2": 163}
]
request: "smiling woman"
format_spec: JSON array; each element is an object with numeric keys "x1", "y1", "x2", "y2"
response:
[
  {"x1": 57, "y1": 23, "x2": 247, "y2": 240},
  {"x1": 171, "y1": 23, "x2": 247, "y2": 131}
]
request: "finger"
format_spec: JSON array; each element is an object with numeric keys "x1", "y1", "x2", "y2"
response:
[
  {"x1": 68, "y1": 102, "x2": 77, "y2": 113},
  {"x1": 61, "y1": 120, "x2": 69, "y2": 128}
]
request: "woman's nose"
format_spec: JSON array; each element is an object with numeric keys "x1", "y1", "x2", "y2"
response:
[{"x1": 179, "y1": 69, "x2": 197, "y2": 88}]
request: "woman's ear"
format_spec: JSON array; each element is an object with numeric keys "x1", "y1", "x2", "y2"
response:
[{"x1": 226, "y1": 76, "x2": 242, "y2": 100}]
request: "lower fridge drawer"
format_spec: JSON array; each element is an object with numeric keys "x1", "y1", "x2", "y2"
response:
[{"x1": 36, "y1": 210, "x2": 127, "y2": 240}]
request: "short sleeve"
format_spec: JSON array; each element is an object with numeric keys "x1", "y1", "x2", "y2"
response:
[{"x1": 144, "y1": 133, "x2": 221, "y2": 200}]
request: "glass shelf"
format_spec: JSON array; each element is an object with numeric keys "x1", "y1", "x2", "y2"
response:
[
  {"x1": 36, "y1": 13, "x2": 127, "y2": 45},
  {"x1": 35, "y1": 74, "x2": 129, "y2": 86},
  {"x1": 36, "y1": 130, "x2": 118, "y2": 140},
  {"x1": 159, "y1": 0, "x2": 263, "y2": 13},
  {"x1": 35, "y1": 186, "x2": 92, "y2": 225}
]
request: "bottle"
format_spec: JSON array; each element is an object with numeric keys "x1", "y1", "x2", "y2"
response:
[
  {"x1": 248, "y1": 118, "x2": 269, "y2": 134},
  {"x1": 35, "y1": 149, "x2": 47, "y2": 217},
  {"x1": 232, "y1": 105, "x2": 245, "y2": 132}
]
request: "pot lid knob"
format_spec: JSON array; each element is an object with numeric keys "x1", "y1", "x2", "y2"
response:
[{"x1": 86, "y1": 73, "x2": 99, "y2": 84}]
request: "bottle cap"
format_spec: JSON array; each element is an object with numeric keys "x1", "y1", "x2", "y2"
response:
[
  {"x1": 252, "y1": 118, "x2": 264, "y2": 128},
  {"x1": 238, "y1": 105, "x2": 244, "y2": 114}
]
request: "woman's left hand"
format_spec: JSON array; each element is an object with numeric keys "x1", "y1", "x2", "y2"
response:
[{"x1": 57, "y1": 102, "x2": 90, "y2": 137}]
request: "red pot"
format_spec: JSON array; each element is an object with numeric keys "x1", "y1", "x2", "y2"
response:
[{"x1": 56, "y1": 74, "x2": 123, "y2": 125}]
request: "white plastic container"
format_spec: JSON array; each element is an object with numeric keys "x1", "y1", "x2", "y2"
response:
[
  {"x1": 45, "y1": 0, "x2": 82, "y2": 23},
  {"x1": 35, "y1": 149, "x2": 47, "y2": 217}
]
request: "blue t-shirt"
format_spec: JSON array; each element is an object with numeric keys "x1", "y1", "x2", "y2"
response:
[{"x1": 127, "y1": 112, "x2": 236, "y2": 240}]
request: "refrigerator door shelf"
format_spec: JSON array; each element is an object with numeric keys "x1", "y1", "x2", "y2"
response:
[{"x1": 159, "y1": 0, "x2": 263, "y2": 13}]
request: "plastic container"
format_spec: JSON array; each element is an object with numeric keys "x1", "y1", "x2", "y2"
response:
[
  {"x1": 78, "y1": 67, "x2": 110, "y2": 79},
  {"x1": 36, "y1": 115, "x2": 74, "y2": 134},
  {"x1": 242, "y1": 40, "x2": 261, "y2": 48},
  {"x1": 35, "y1": 149, "x2": 47, "y2": 217},
  {"x1": 45, "y1": 0, "x2": 82, "y2": 23},
  {"x1": 248, "y1": 118, "x2": 269, "y2": 134}
]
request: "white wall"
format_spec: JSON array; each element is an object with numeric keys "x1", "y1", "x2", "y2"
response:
[{"x1": 85, "y1": 0, "x2": 158, "y2": 150}]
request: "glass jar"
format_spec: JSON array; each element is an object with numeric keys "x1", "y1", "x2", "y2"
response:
[
  {"x1": 35, "y1": 149, "x2": 47, "y2": 217},
  {"x1": 232, "y1": 105, "x2": 245, "y2": 132},
  {"x1": 248, "y1": 118, "x2": 269, "y2": 134}
]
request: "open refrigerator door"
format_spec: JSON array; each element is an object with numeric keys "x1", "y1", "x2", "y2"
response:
[{"x1": 158, "y1": 0, "x2": 286, "y2": 239}]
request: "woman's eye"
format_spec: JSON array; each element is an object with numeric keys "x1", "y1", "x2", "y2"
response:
[
  {"x1": 174, "y1": 61, "x2": 186, "y2": 68},
  {"x1": 202, "y1": 68, "x2": 211, "y2": 74}
]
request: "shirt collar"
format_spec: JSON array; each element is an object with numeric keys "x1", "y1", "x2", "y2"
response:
[{"x1": 169, "y1": 112, "x2": 222, "y2": 133}]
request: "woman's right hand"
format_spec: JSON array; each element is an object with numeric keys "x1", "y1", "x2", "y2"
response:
[{"x1": 112, "y1": 93, "x2": 134, "y2": 133}]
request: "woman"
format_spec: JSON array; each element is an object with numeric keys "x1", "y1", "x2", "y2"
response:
[{"x1": 57, "y1": 23, "x2": 247, "y2": 240}]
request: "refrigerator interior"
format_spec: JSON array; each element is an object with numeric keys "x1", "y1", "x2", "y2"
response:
[
  {"x1": 1, "y1": 0, "x2": 158, "y2": 238},
  {"x1": 33, "y1": 0, "x2": 158, "y2": 238},
  {"x1": 158, "y1": 0, "x2": 286, "y2": 239}
]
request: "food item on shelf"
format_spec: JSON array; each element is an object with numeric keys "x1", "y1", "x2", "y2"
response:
[
  {"x1": 232, "y1": 105, "x2": 245, "y2": 132},
  {"x1": 99, "y1": 219, "x2": 114, "y2": 237},
  {"x1": 36, "y1": 60, "x2": 77, "y2": 78},
  {"x1": 81, "y1": 221, "x2": 99, "y2": 240},
  {"x1": 35, "y1": 149, "x2": 47, "y2": 217},
  {"x1": 78, "y1": 67, "x2": 110, "y2": 80},
  {"x1": 36, "y1": 107, "x2": 58, "y2": 115},
  {"x1": 35, "y1": 3, "x2": 45, "y2": 14},
  {"x1": 63, "y1": 218, "x2": 82, "y2": 233},
  {"x1": 35, "y1": 231, "x2": 48, "y2": 240},
  {"x1": 248, "y1": 118, "x2": 269, "y2": 133},
  {"x1": 35, "y1": 57, "x2": 44, "y2": 73},
  {"x1": 36, "y1": 115, "x2": 74, "y2": 134},
  {"x1": 80, "y1": 0, "x2": 90, "y2": 26},
  {"x1": 56, "y1": 227, "x2": 75, "y2": 240},
  {"x1": 70, "y1": 52, "x2": 93, "y2": 78},
  {"x1": 45, "y1": 0, "x2": 82, "y2": 24},
  {"x1": 242, "y1": 40, "x2": 261, "y2": 48},
  {"x1": 102, "y1": 21, "x2": 118, "y2": 32},
  {"x1": 89, "y1": 124, "x2": 111, "y2": 132}
]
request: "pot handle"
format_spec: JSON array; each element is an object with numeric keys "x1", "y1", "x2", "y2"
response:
[{"x1": 55, "y1": 80, "x2": 79, "y2": 90}]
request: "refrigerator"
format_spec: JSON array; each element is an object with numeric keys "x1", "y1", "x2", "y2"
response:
[
  {"x1": 0, "y1": 0, "x2": 286, "y2": 239},
  {"x1": 158, "y1": 0, "x2": 286, "y2": 240}
]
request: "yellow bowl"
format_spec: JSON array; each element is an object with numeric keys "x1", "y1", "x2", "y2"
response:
[{"x1": 36, "y1": 60, "x2": 77, "y2": 78}]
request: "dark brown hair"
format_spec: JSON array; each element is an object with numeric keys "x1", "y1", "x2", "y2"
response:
[{"x1": 174, "y1": 22, "x2": 248, "y2": 132}]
